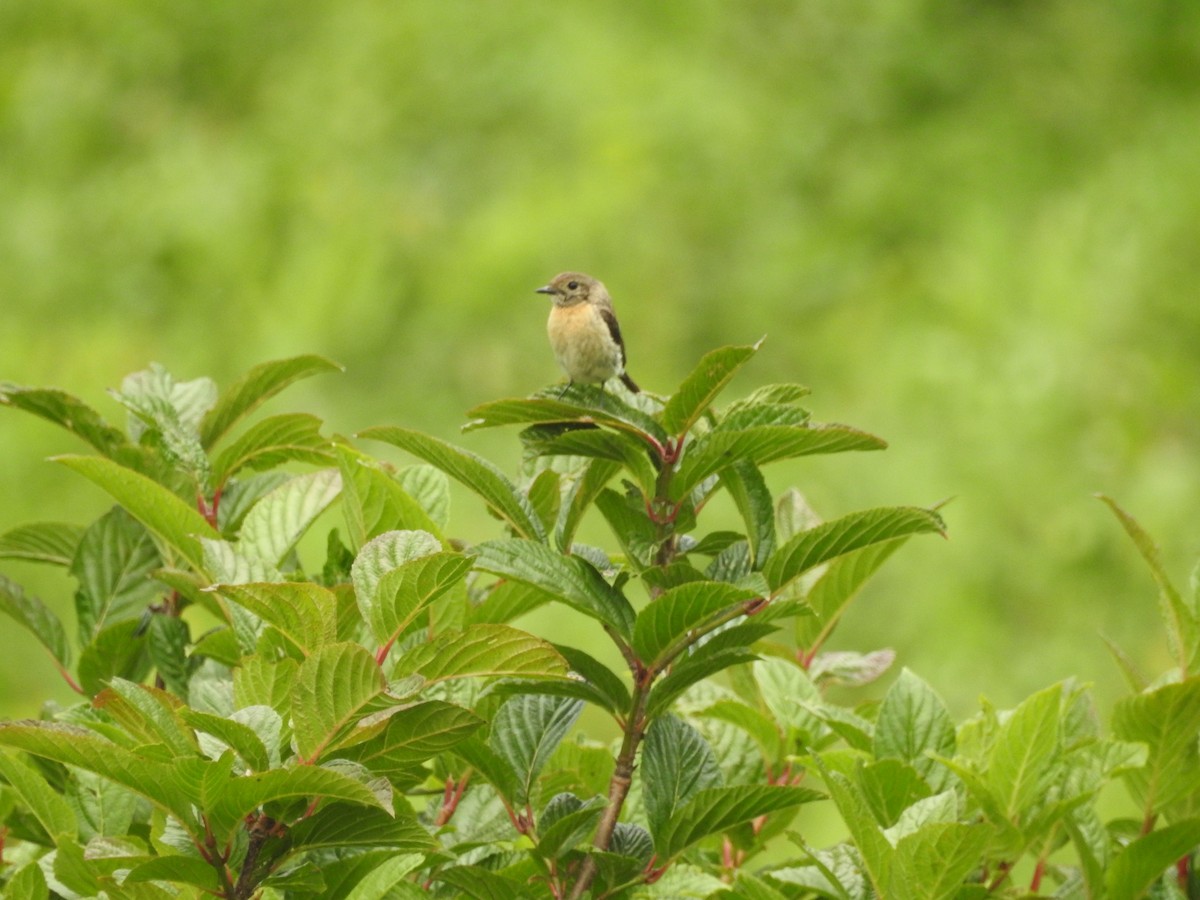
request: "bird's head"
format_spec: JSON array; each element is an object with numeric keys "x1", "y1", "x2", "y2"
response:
[{"x1": 535, "y1": 272, "x2": 604, "y2": 307}]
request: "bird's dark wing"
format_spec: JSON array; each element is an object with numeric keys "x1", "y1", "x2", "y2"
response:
[{"x1": 598, "y1": 307, "x2": 627, "y2": 366}]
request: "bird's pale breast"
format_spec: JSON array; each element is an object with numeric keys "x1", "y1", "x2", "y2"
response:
[{"x1": 547, "y1": 302, "x2": 623, "y2": 383}]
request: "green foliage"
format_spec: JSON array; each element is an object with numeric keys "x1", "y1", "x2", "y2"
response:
[{"x1": 1, "y1": 349, "x2": 1198, "y2": 899}]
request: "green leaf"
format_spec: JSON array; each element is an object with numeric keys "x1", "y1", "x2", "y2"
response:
[
  {"x1": 468, "y1": 579, "x2": 555, "y2": 625},
  {"x1": 632, "y1": 581, "x2": 759, "y2": 666},
  {"x1": 0, "y1": 721, "x2": 198, "y2": 833},
  {"x1": 555, "y1": 458, "x2": 622, "y2": 552},
  {"x1": 292, "y1": 642, "x2": 387, "y2": 762},
  {"x1": 213, "y1": 581, "x2": 339, "y2": 656},
  {"x1": 0, "y1": 750, "x2": 77, "y2": 840},
  {"x1": 396, "y1": 464, "x2": 451, "y2": 530},
  {"x1": 657, "y1": 784, "x2": 821, "y2": 859},
  {"x1": 338, "y1": 449, "x2": 443, "y2": 548},
  {"x1": 822, "y1": 769, "x2": 894, "y2": 894},
  {"x1": 394, "y1": 624, "x2": 567, "y2": 683},
  {"x1": 77, "y1": 618, "x2": 152, "y2": 696},
  {"x1": 765, "y1": 506, "x2": 946, "y2": 596},
  {"x1": 179, "y1": 708, "x2": 272, "y2": 772},
  {"x1": 201, "y1": 354, "x2": 343, "y2": 448},
  {"x1": 490, "y1": 694, "x2": 583, "y2": 804},
  {"x1": 70, "y1": 507, "x2": 161, "y2": 642},
  {"x1": 337, "y1": 853, "x2": 425, "y2": 900},
  {"x1": 662, "y1": 342, "x2": 761, "y2": 436},
  {"x1": 288, "y1": 803, "x2": 436, "y2": 852},
  {"x1": 452, "y1": 735, "x2": 524, "y2": 805},
  {"x1": 113, "y1": 364, "x2": 214, "y2": 483},
  {"x1": 0, "y1": 522, "x2": 83, "y2": 566},
  {"x1": 337, "y1": 700, "x2": 484, "y2": 773},
  {"x1": 53, "y1": 455, "x2": 220, "y2": 571},
  {"x1": 474, "y1": 538, "x2": 636, "y2": 637},
  {"x1": 643, "y1": 715, "x2": 724, "y2": 839},
  {"x1": 94, "y1": 679, "x2": 198, "y2": 757},
  {"x1": 125, "y1": 857, "x2": 221, "y2": 892},
  {"x1": 721, "y1": 460, "x2": 776, "y2": 569},
  {"x1": 672, "y1": 423, "x2": 887, "y2": 500},
  {"x1": 536, "y1": 794, "x2": 604, "y2": 858},
  {"x1": 146, "y1": 614, "x2": 190, "y2": 696},
  {"x1": 211, "y1": 412, "x2": 334, "y2": 485},
  {"x1": 1112, "y1": 677, "x2": 1200, "y2": 815},
  {"x1": 1099, "y1": 494, "x2": 1199, "y2": 673},
  {"x1": 351, "y1": 529, "x2": 442, "y2": 615},
  {"x1": 986, "y1": 682, "x2": 1062, "y2": 822},
  {"x1": 466, "y1": 385, "x2": 669, "y2": 447},
  {"x1": 432, "y1": 866, "x2": 537, "y2": 900},
  {"x1": 234, "y1": 654, "x2": 299, "y2": 714},
  {"x1": 360, "y1": 426, "x2": 545, "y2": 541},
  {"x1": 874, "y1": 669, "x2": 956, "y2": 792},
  {"x1": 1106, "y1": 818, "x2": 1200, "y2": 899},
  {"x1": 238, "y1": 468, "x2": 342, "y2": 566},
  {"x1": 367, "y1": 550, "x2": 473, "y2": 648},
  {"x1": 556, "y1": 644, "x2": 631, "y2": 714},
  {"x1": 527, "y1": 468, "x2": 562, "y2": 534},
  {"x1": 4, "y1": 861, "x2": 49, "y2": 900},
  {"x1": 647, "y1": 646, "x2": 761, "y2": 717},
  {"x1": 858, "y1": 759, "x2": 933, "y2": 828},
  {"x1": 891, "y1": 822, "x2": 993, "y2": 900},
  {"x1": 0, "y1": 385, "x2": 127, "y2": 456},
  {"x1": 0, "y1": 573, "x2": 71, "y2": 667},
  {"x1": 526, "y1": 427, "x2": 658, "y2": 496},
  {"x1": 594, "y1": 486, "x2": 659, "y2": 570}
]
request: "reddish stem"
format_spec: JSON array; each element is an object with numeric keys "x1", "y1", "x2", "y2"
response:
[
  {"x1": 1030, "y1": 857, "x2": 1045, "y2": 892},
  {"x1": 1177, "y1": 855, "x2": 1190, "y2": 889}
]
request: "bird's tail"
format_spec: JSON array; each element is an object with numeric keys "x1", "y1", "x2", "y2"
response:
[{"x1": 620, "y1": 372, "x2": 640, "y2": 393}]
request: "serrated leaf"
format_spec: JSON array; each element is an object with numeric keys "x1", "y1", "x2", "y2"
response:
[
  {"x1": 432, "y1": 866, "x2": 536, "y2": 900},
  {"x1": 351, "y1": 529, "x2": 442, "y2": 614},
  {"x1": 53, "y1": 455, "x2": 219, "y2": 571},
  {"x1": 180, "y1": 708, "x2": 272, "y2": 772},
  {"x1": 5, "y1": 861, "x2": 50, "y2": 900},
  {"x1": 632, "y1": 581, "x2": 759, "y2": 666},
  {"x1": 722, "y1": 460, "x2": 776, "y2": 569},
  {"x1": 338, "y1": 449, "x2": 443, "y2": 548},
  {"x1": 556, "y1": 644, "x2": 631, "y2": 714},
  {"x1": 288, "y1": 803, "x2": 435, "y2": 852},
  {"x1": 368, "y1": 551, "x2": 473, "y2": 648},
  {"x1": 986, "y1": 682, "x2": 1062, "y2": 822},
  {"x1": 490, "y1": 694, "x2": 583, "y2": 804},
  {"x1": 452, "y1": 735, "x2": 524, "y2": 805},
  {"x1": 94, "y1": 679, "x2": 197, "y2": 757},
  {"x1": 536, "y1": 794, "x2": 604, "y2": 858},
  {"x1": 0, "y1": 385, "x2": 127, "y2": 456},
  {"x1": 527, "y1": 427, "x2": 658, "y2": 497},
  {"x1": 0, "y1": 522, "x2": 83, "y2": 566},
  {"x1": 0, "y1": 573, "x2": 71, "y2": 667},
  {"x1": 874, "y1": 669, "x2": 956, "y2": 792},
  {"x1": 71, "y1": 507, "x2": 161, "y2": 642},
  {"x1": 1106, "y1": 818, "x2": 1200, "y2": 899},
  {"x1": 77, "y1": 618, "x2": 152, "y2": 697},
  {"x1": 146, "y1": 614, "x2": 190, "y2": 696},
  {"x1": 672, "y1": 423, "x2": 887, "y2": 500},
  {"x1": 594, "y1": 487, "x2": 659, "y2": 571},
  {"x1": 394, "y1": 623, "x2": 567, "y2": 683},
  {"x1": 1112, "y1": 678, "x2": 1200, "y2": 815},
  {"x1": 0, "y1": 721, "x2": 198, "y2": 833},
  {"x1": 338, "y1": 853, "x2": 425, "y2": 900},
  {"x1": 0, "y1": 750, "x2": 77, "y2": 840},
  {"x1": 238, "y1": 468, "x2": 341, "y2": 566},
  {"x1": 201, "y1": 354, "x2": 342, "y2": 448},
  {"x1": 643, "y1": 715, "x2": 724, "y2": 839},
  {"x1": 337, "y1": 700, "x2": 484, "y2": 773},
  {"x1": 211, "y1": 412, "x2": 334, "y2": 485},
  {"x1": 657, "y1": 784, "x2": 821, "y2": 859},
  {"x1": 201, "y1": 538, "x2": 281, "y2": 585},
  {"x1": 1099, "y1": 495, "x2": 1199, "y2": 673},
  {"x1": 213, "y1": 581, "x2": 338, "y2": 656},
  {"x1": 822, "y1": 769, "x2": 894, "y2": 894},
  {"x1": 292, "y1": 642, "x2": 387, "y2": 762},
  {"x1": 765, "y1": 507, "x2": 945, "y2": 596},
  {"x1": 360, "y1": 426, "x2": 544, "y2": 540},
  {"x1": 891, "y1": 822, "x2": 992, "y2": 900},
  {"x1": 474, "y1": 538, "x2": 636, "y2": 637},
  {"x1": 125, "y1": 856, "x2": 222, "y2": 891},
  {"x1": 647, "y1": 647, "x2": 761, "y2": 717},
  {"x1": 468, "y1": 578, "x2": 556, "y2": 625},
  {"x1": 397, "y1": 464, "x2": 451, "y2": 529},
  {"x1": 857, "y1": 759, "x2": 933, "y2": 830},
  {"x1": 234, "y1": 654, "x2": 299, "y2": 713},
  {"x1": 662, "y1": 343, "x2": 760, "y2": 436},
  {"x1": 466, "y1": 385, "x2": 669, "y2": 447},
  {"x1": 555, "y1": 458, "x2": 623, "y2": 552}
]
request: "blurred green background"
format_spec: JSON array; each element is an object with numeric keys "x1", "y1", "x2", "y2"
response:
[{"x1": 2, "y1": 1, "x2": 1198, "y2": 719}]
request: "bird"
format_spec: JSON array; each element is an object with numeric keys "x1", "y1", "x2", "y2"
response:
[{"x1": 535, "y1": 272, "x2": 640, "y2": 394}]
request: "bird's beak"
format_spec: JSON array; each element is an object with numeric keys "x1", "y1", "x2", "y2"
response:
[{"x1": 535, "y1": 285, "x2": 556, "y2": 296}]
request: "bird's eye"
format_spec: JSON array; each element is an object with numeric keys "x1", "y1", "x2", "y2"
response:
[{"x1": 567, "y1": 280, "x2": 579, "y2": 290}]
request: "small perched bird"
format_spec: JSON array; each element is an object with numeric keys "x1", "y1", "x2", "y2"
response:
[{"x1": 536, "y1": 272, "x2": 640, "y2": 393}]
